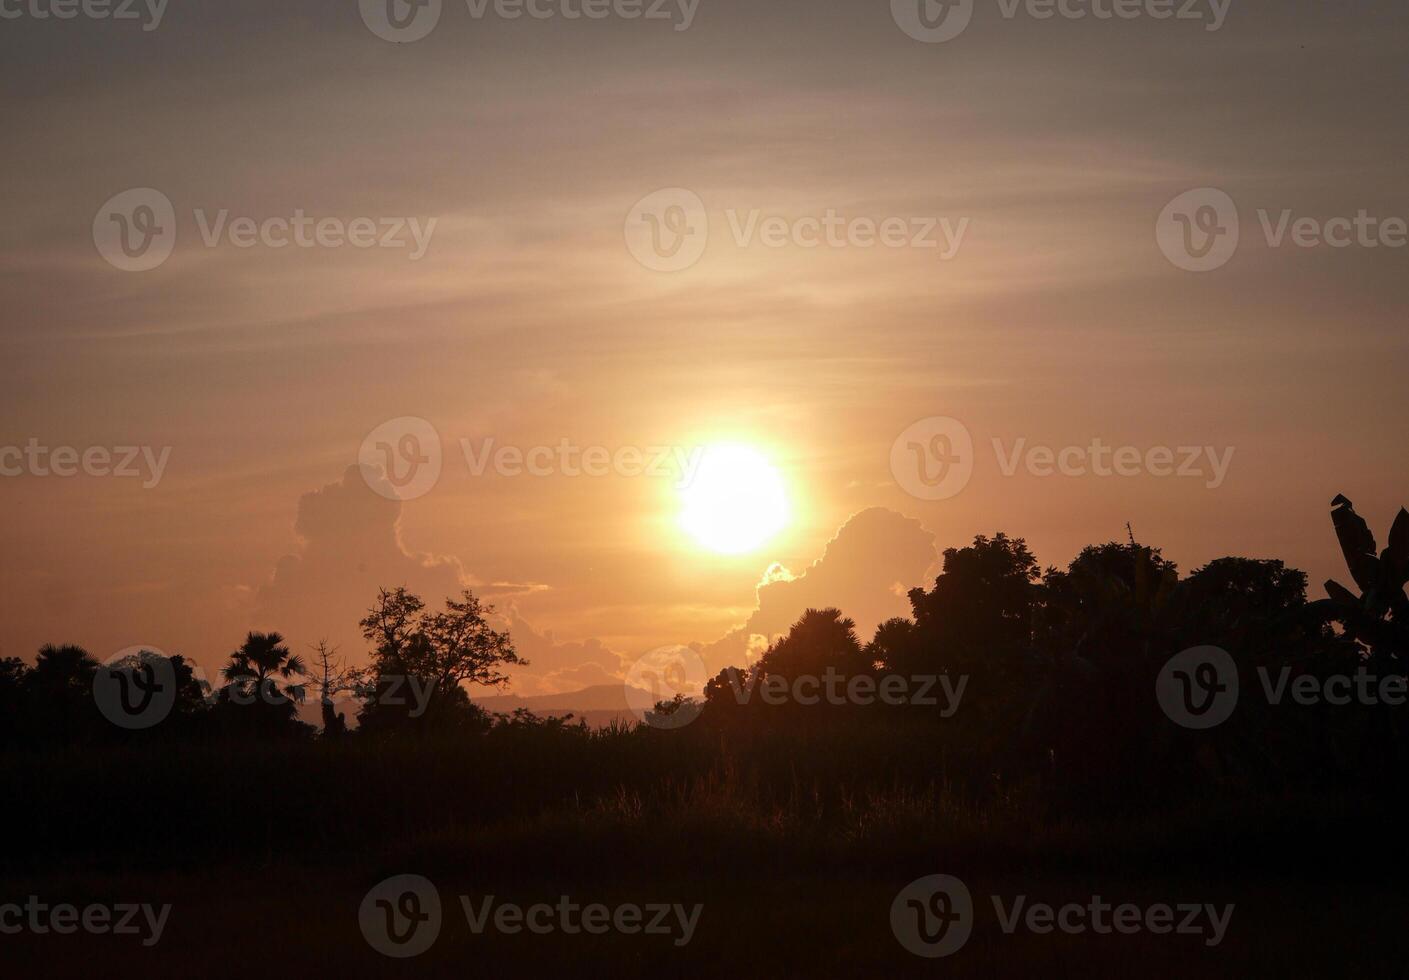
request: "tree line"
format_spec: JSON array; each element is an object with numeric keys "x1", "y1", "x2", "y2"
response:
[{"x1": 2, "y1": 494, "x2": 1405, "y2": 808}]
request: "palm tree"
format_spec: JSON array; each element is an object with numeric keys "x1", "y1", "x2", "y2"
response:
[
  {"x1": 30, "y1": 644, "x2": 101, "y2": 694},
  {"x1": 221, "y1": 631, "x2": 307, "y2": 705},
  {"x1": 25, "y1": 645, "x2": 103, "y2": 743}
]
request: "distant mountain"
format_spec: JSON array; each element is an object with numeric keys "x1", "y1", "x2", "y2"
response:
[
  {"x1": 472, "y1": 683, "x2": 654, "y2": 728},
  {"x1": 296, "y1": 682, "x2": 658, "y2": 731}
]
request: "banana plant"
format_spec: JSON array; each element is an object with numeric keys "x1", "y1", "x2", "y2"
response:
[{"x1": 1311, "y1": 495, "x2": 1409, "y2": 661}]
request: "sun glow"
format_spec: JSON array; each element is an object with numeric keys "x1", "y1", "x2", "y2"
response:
[{"x1": 678, "y1": 444, "x2": 789, "y2": 554}]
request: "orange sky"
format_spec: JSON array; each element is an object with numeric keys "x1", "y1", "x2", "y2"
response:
[{"x1": 2, "y1": 0, "x2": 1407, "y2": 694}]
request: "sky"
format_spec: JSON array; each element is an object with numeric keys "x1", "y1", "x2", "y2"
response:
[{"x1": 2, "y1": 0, "x2": 1407, "y2": 695}]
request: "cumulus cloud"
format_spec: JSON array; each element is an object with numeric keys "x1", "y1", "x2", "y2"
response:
[
  {"x1": 253, "y1": 472, "x2": 934, "y2": 702},
  {"x1": 254, "y1": 464, "x2": 471, "y2": 657},
  {"x1": 253, "y1": 465, "x2": 626, "y2": 695},
  {"x1": 499, "y1": 610, "x2": 626, "y2": 696},
  {"x1": 698, "y1": 507, "x2": 936, "y2": 675}
]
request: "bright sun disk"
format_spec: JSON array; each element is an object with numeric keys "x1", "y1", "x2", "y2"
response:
[{"x1": 678, "y1": 444, "x2": 789, "y2": 554}]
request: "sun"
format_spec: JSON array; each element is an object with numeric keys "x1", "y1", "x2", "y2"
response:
[{"x1": 678, "y1": 444, "x2": 789, "y2": 554}]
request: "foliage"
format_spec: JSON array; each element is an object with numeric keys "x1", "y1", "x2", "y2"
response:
[{"x1": 0, "y1": 498, "x2": 1404, "y2": 818}]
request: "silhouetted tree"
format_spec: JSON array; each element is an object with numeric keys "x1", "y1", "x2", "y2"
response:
[
  {"x1": 308, "y1": 640, "x2": 351, "y2": 737},
  {"x1": 25, "y1": 645, "x2": 102, "y2": 744},
  {"x1": 1312, "y1": 495, "x2": 1409, "y2": 663},
  {"x1": 212, "y1": 631, "x2": 310, "y2": 737},
  {"x1": 0, "y1": 657, "x2": 31, "y2": 747},
  {"x1": 702, "y1": 609, "x2": 872, "y2": 730},
  {"x1": 2, "y1": 493, "x2": 1405, "y2": 826},
  {"x1": 357, "y1": 587, "x2": 524, "y2": 735},
  {"x1": 751, "y1": 608, "x2": 866, "y2": 680},
  {"x1": 907, "y1": 533, "x2": 1041, "y2": 673},
  {"x1": 104, "y1": 648, "x2": 213, "y2": 734}
]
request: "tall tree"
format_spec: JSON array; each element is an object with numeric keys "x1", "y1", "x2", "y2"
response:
[
  {"x1": 358, "y1": 588, "x2": 524, "y2": 733},
  {"x1": 221, "y1": 632, "x2": 306, "y2": 700}
]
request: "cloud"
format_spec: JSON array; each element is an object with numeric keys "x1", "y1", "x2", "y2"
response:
[
  {"x1": 253, "y1": 471, "x2": 934, "y2": 703},
  {"x1": 499, "y1": 609, "x2": 626, "y2": 696},
  {"x1": 698, "y1": 507, "x2": 936, "y2": 675},
  {"x1": 253, "y1": 465, "x2": 470, "y2": 656},
  {"x1": 252, "y1": 465, "x2": 626, "y2": 696},
  {"x1": 531, "y1": 660, "x2": 622, "y2": 694}
]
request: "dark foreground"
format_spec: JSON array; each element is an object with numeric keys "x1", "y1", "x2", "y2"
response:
[
  {"x1": 3, "y1": 737, "x2": 1404, "y2": 979},
  {"x1": 3, "y1": 858, "x2": 1405, "y2": 978}
]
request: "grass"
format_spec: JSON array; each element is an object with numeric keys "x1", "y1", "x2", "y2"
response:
[{"x1": 1, "y1": 721, "x2": 1404, "y2": 976}]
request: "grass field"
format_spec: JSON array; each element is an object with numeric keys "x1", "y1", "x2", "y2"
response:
[{"x1": 2, "y1": 723, "x2": 1404, "y2": 976}]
